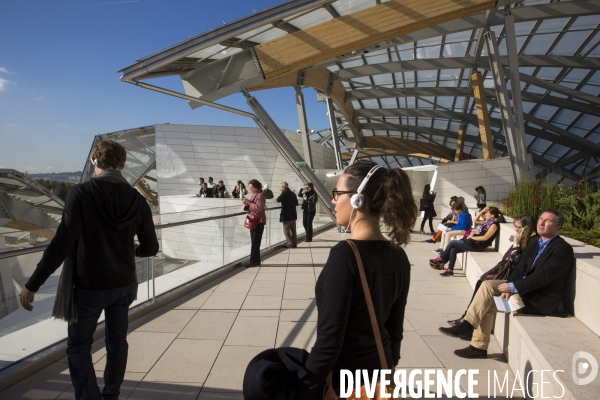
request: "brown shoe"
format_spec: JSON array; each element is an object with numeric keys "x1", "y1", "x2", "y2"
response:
[
  {"x1": 454, "y1": 345, "x2": 487, "y2": 359},
  {"x1": 439, "y1": 324, "x2": 473, "y2": 340}
]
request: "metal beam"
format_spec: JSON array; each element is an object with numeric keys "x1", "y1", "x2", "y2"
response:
[
  {"x1": 294, "y1": 86, "x2": 314, "y2": 168},
  {"x1": 485, "y1": 29, "x2": 524, "y2": 182},
  {"x1": 504, "y1": 12, "x2": 528, "y2": 164},
  {"x1": 471, "y1": 71, "x2": 495, "y2": 160},
  {"x1": 532, "y1": 153, "x2": 582, "y2": 182},
  {"x1": 337, "y1": 55, "x2": 600, "y2": 80},
  {"x1": 245, "y1": 93, "x2": 337, "y2": 222},
  {"x1": 120, "y1": 0, "x2": 337, "y2": 81},
  {"x1": 326, "y1": 97, "x2": 343, "y2": 169},
  {"x1": 362, "y1": 122, "x2": 485, "y2": 144},
  {"x1": 350, "y1": 86, "x2": 600, "y2": 118},
  {"x1": 509, "y1": 69, "x2": 600, "y2": 107}
]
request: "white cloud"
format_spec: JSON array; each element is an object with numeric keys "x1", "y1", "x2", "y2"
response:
[
  {"x1": 57, "y1": 123, "x2": 86, "y2": 132},
  {"x1": 0, "y1": 67, "x2": 10, "y2": 74},
  {"x1": 0, "y1": 77, "x2": 8, "y2": 91}
]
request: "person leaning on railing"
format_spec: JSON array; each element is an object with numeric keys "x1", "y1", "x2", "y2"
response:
[
  {"x1": 298, "y1": 182, "x2": 318, "y2": 242},
  {"x1": 241, "y1": 179, "x2": 266, "y2": 267},
  {"x1": 19, "y1": 140, "x2": 159, "y2": 400}
]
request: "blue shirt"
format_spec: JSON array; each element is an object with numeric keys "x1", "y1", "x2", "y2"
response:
[
  {"x1": 452, "y1": 212, "x2": 473, "y2": 231},
  {"x1": 509, "y1": 236, "x2": 558, "y2": 293}
]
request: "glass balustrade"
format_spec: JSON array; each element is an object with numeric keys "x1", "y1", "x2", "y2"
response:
[{"x1": 0, "y1": 203, "x2": 333, "y2": 371}]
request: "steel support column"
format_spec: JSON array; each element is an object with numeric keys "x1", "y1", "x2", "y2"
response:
[
  {"x1": 349, "y1": 149, "x2": 359, "y2": 166},
  {"x1": 504, "y1": 12, "x2": 528, "y2": 163},
  {"x1": 484, "y1": 30, "x2": 524, "y2": 182},
  {"x1": 326, "y1": 97, "x2": 343, "y2": 169},
  {"x1": 294, "y1": 86, "x2": 314, "y2": 168},
  {"x1": 244, "y1": 93, "x2": 337, "y2": 222}
]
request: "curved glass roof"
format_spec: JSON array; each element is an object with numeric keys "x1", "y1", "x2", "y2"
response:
[{"x1": 121, "y1": 0, "x2": 600, "y2": 183}]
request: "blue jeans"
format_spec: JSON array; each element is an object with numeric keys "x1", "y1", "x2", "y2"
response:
[
  {"x1": 439, "y1": 240, "x2": 484, "y2": 271},
  {"x1": 67, "y1": 284, "x2": 137, "y2": 400}
]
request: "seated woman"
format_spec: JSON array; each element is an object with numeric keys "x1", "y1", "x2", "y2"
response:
[
  {"x1": 447, "y1": 213, "x2": 536, "y2": 325},
  {"x1": 429, "y1": 206, "x2": 502, "y2": 276}
]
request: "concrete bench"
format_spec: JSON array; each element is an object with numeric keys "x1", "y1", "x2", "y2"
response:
[{"x1": 461, "y1": 224, "x2": 600, "y2": 400}]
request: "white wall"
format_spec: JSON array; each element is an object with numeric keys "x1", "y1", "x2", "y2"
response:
[
  {"x1": 432, "y1": 157, "x2": 518, "y2": 218},
  {"x1": 154, "y1": 124, "x2": 337, "y2": 260}
]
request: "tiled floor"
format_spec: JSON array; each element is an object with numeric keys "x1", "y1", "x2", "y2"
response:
[{"x1": 0, "y1": 228, "x2": 523, "y2": 399}]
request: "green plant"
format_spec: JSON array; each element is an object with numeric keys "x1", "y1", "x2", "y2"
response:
[{"x1": 501, "y1": 177, "x2": 600, "y2": 248}]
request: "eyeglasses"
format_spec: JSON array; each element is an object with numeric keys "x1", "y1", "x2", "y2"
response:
[{"x1": 331, "y1": 189, "x2": 356, "y2": 201}]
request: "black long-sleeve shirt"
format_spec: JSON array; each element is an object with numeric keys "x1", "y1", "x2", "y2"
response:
[
  {"x1": 26, "y1": 178, "x2": 159, "y2": 292},
  {"x1": 305, "y1": 240, "x2": 411, "y2": 388}
]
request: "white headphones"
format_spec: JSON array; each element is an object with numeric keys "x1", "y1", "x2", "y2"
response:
[
  {"x1": 90, "y1": 157, "x2": 98, "y2": 167},
  {"x1": 350, "y1": 165, "x2": 383, "y2": 209}
]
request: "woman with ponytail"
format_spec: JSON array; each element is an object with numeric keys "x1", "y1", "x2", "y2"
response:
[{"x1": 298, "y1": 160, "x2": 417, "y2": 395}]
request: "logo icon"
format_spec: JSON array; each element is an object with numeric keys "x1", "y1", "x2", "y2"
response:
[{"x1": 572, "y1": 351, "x2": 598, "y2": 385}]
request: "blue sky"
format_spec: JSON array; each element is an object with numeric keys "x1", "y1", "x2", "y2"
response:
[{"x1": 0, "y1": 0, "x2": 332, "y2": 173}]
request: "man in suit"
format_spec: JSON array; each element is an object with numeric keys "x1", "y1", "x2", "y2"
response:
[
  {"x1": 438, "y1": 208, "x2": 575, "y2": 359},
  {"x1": 276, "y1": 182, "x2": 299, "y2": 248}
]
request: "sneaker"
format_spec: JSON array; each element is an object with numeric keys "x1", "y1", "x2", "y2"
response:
[
  {"x1": 425, "y1": 239, "x2": 435, "y2": 243},
  {"x1": 435, "y1": 248, "x2": 443, "y2": 253},
  {"x1": 419, "y1": 230, "x2": 426, "y2": 235},
  {"x1": 429, "y1": 257, "x2": 444, "y2": 264},
  {"x1": 440, "y1": 269, "x2": 454, "y2": 276}
]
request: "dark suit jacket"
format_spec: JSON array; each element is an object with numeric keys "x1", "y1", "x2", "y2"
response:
[
  {"x1": 508, "y1": 235, "x2": 574, "y2": 317},
  {"x1": 277, "y1": 189, "x2": 298, "y2": 222}
]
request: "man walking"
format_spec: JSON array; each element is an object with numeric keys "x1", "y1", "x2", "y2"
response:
[
  {"x1": 276, "y1": 182, "x2": 298, "y2": 248},
  {"x1": 20, "y1": 141, "x2": 159, "y2": 399},
  {"x1": 298, "y1": 182, "x2": 318, "y2": 242}
]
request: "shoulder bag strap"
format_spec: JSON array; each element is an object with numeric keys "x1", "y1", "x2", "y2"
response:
[{"x1": 346, "y1": 240, "x2": 388, "y2": 370}]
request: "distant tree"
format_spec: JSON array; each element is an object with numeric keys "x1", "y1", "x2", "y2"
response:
[{"x1": 35, "y1": 179, "x2": 74, "y2": 201}]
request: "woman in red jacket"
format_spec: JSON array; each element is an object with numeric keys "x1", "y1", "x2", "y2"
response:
[{"x1": 242, "y1": 179, "x2": 266, "y2": 267}]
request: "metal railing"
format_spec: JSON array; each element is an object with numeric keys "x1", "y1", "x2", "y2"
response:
[{"x1": 0, "y1": 202, "x2": 334, "y2": 374}]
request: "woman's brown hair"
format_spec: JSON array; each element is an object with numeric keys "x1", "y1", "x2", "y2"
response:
[
  {"x1": 91, "y1": 140, "x2": 127, "y2": 170},
  {"x1": 344, "y1": 160, "x2": 417, "y2": 246},
  {"x1": 248, "y1": 179, "x2": 262, "y2": 191},
  {"x1": 515, "y1": 213, "x2": 536, "y2": 251},
  {"x1": 422, "y1": 184, "x2": 431, "y2": 199}
]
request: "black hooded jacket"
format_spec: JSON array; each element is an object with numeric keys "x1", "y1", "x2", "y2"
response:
[{"x1": 26, "y1": 178, "x2": 159, "y2": 292}]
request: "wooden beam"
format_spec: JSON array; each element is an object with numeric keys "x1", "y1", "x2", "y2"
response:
[
  {"x1": 362, "y1": 137, "x2": 459, "y2": 161},
  {"x1": 136, "y1": 182, "x2": 158, "y2": 206},
  {"x1": 253, "y1": 0, "x2": 495, "y2": 80},
  {"x1": 471, "y1": 71, "x2": 495, "y2": 160},
  {"x1": 248, "y1": 68, "x2": 363, "y2": 145},
  {"x1": 3, "y1": 220, "x2": 55, "y2": 240},
  {"x1": 455, "y1": 124, "x2": 466, "y2": 161}
]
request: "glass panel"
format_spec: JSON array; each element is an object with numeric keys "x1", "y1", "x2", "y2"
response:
[
  {"x1": 380, "y1": 98, "x2": 397, "y2": 108},
  {"x1": 537, "y1": 18, "x2": 570, "y2": 34},
  {"x1": 372, "y1": 74, "x2": 393, "y2": 86},
  {"x1": 551, "y1": 31, "x2": 592, "y2": 56},
  {"x1": 523, "y1": 33, "x2": 559, "y2": 55},
  {"x1": 286, "y1": 7, "x2": 333, "y2": 29},
  {"x1": 333, "y1": 0, "x2": 377, "y2": 16}
]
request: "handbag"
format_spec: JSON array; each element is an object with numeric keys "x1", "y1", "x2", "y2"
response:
[
  {"x1": 323, "y1": 240, "x2": 398, "y2": 400},
  {"x1": 244, "y1": 213, "x2": 258, "y2": 230},
  {"x1": 418, "y1": 198, "x2": 430, "y2": 211}
]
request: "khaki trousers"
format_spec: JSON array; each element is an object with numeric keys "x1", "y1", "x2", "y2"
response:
[
  {"x1": 441, "y1": 230, "x2": 465, "y2": 250},
  {"x1": 283, "y1": 220, "x2": 297, "y2": 247},
  {"x1": 464, "y1": 279, "x2": 506, "y2": 350}
]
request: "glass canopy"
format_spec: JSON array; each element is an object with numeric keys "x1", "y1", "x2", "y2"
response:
[{"x1": 121, "y1": 0, "x2": 600, "y2": 184}]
